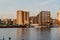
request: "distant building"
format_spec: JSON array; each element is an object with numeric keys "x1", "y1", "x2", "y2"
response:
[
  {"x1": 0, "y1": 19, "x2": 1, "y2": 24},
  {"x1": 24, "y1": 11, "x2": 29, "y2": 25},
  {"x1": 8, "y1": 19, "x2": 13, "y2": 25},
  {"x1": 17, "y1": 10, "x2": 29, "y2": 25},
  {"x1": 13, "y1": 19, "x2": 17, "y2": 25},
  {"x1": 3, "y1": 19, "x2": 8, "y2": 24},
  {"x1": 52, "y1": 19, "x2": 58, "y2": 26},
  {"x1": 17, "y1": 10, "x2": 23, "y2": 25},
  {"x1": 57, "y1": 11, "x2": 60, "y2": 26},
  {"x1": 29, "y1": 11, "x2": 51, "y2": 26},
  {"x1": 3, "y1": 19, "x2": 13, "y2": 25},
  {"x1": 39, "y1": 11, "x2": 51, "y2": 26},
  {"x1": 29, "y1": 16, "x2": 34, "y2": 24},
  {"x1": 57, "y1": 11, "x2": 60, "y2": 21},
  {"x1": 29, "y1": 16, "x2": 37, "y2": 24},
  {"x1": 36, "y1": 14, "x2": 39, "y2": 24}
]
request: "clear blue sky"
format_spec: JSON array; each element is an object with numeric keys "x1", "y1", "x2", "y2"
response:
[{"x1": 0, "y1": 0, "x2": 60, "y2": 19}]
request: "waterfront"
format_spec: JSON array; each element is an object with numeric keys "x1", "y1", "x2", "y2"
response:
[{"x1": 0, "y1": 27, "x2": 60, "y2": 40}]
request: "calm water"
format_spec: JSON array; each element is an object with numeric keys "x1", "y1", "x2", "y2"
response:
[{"x1": 0, "y1": 28, "x2": 60, "y2": 40}]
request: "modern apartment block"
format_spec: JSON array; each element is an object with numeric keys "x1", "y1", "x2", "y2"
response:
[
  {"x1": 29, "y1": 11, "x2": 51, "y2": 26},
  {"x1": 57, "y1": 11, "x2": 60, "y2": 21},
  {"x1": 24, "y1": 11, "x2": 29, "y2": 25},
  {"x1": 40, "y1": 11, "x2": 51, "y2": 26},
  {"x1": 17, "y1": 10, "x2": 29, "y2": 25}
]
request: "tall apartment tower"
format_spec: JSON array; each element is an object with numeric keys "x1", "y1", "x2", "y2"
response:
[
  {"x1": 57, "y1": 11, "x2": 60, "y2": 21},
  {"x1": 40, "y1": 11, "x2": 51, "y2": 26},
  {"x1": 17, "y1": 10, "x2": 29, "y2": 25},
  {"x1": 17, "y1": 10, "x2": 23, "y2": 25},
  {"x1": 24, "y1": 11, "x2": 29, "y2": 25}
]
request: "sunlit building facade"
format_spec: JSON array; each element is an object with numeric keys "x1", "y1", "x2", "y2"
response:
[
  {"x1": 40, "y1": 11, "x2": 51, "y2": 26},
  {"x1": 17, "y1": 10, "x2": 29, "y2": 25},
  {"x1": 24, "y1": 11, "x2": 29, "y2": 25},
  {"x1": 57, "y1": 11, "x2": 60, "y2": 21}
]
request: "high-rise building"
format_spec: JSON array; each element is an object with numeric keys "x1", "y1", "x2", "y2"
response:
[
  {"x1": 17, "y1": 10, "x2": 29, "y2": 25},
  {"x1": 17, "y1": 10, "x2": 23, "y2": 25},
  {"x1": 24, "y1": 11, "x2": 29, "y2": 25},
  {"x1": 57, "y1": 11, "x2": 60, "y2": 21},
  {"x1": 40, "y1": 11, "x2": 51, "y2": 26}
]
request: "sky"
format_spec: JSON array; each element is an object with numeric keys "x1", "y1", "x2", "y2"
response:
[{"x1": 0, "y1": 0, "x2": 60, "y2": 19}]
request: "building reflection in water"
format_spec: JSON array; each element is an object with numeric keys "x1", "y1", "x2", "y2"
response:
[
  {"x1": 40, "y1": 27, "x2": 51, "y2": 31},
  {"x1": 0, "y1": 28, "x2": 17, "y2": 40},
  {"x1": 50, "y1": 28, "x2": 60, "y2": 40},
  {"x1": 17, "y1": 28, "x2": 23, "y2": 40},
  {"x1": 40, "y1": 27, "x2": 50, "y2": 40},
  {"x1": 0, "y1": 28, "x2": 60, "y2": 40},
  {"x1": 36, "y1": 27, "x2": 51, "y2": 40},
  {"x1": 17, "y1": 28, "x2": 29, "y2": 40},
  {"x1": 57, "y1": 28, "x2": 60, "y2": 40}
]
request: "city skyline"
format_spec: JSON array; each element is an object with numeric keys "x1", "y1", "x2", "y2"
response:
[{"x1": 0, "y1": 0, "x2": 60, "y2": 19}]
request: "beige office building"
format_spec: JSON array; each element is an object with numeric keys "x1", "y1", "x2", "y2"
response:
[{"x1": 17, "y1": 10, "x2": 29, "y2": 25}]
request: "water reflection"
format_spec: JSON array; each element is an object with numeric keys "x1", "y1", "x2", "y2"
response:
[
  {"x1": 0, "y1": 27, "x2": 60, "y2": 40},
  {"x1": 40, "y1": 28, "x2": 50, "y2": 40},
  {"x1": 17, "y1": 28, "x2": 22, "y2": 40},
  {"x1": 0, "y1": 28, "x2": 17, "y2": 40},
  {"x1": 51, "y1": 28, "x2": 58, "y2": 40},
  {"x1": 51, "y1": 28, "x2": 60, "y2": 40}
]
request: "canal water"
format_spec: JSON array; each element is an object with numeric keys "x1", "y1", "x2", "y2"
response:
[{"x1": 0, "y1": 28, "x2": 60, "y2": 40}]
